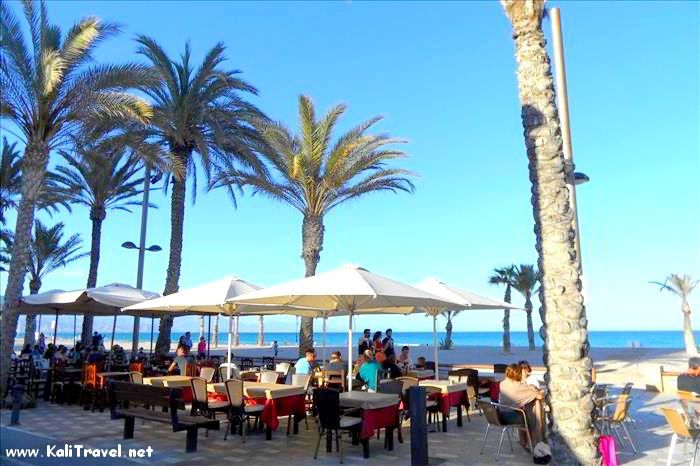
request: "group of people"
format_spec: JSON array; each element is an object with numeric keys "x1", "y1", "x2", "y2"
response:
[
  {"x1": 498, "y1": 360, "x2": 546, "y2": 448},
  {"x1": 178, "y1": 331, "x2": 209, "y2": 360},
  {"x1": 357, "y1": 328, "x2": 396, "y2": 362}
]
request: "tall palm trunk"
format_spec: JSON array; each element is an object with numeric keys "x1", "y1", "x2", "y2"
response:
[
  {"x1": 299, "y1": 214, "x2": 324, "y2": 355},
  {"x1": 445, "y1": 313, "x2": 454, "y2": 348},
  {"x1": 258, "y1": 316, "x2": 265, "y2": 346},
  {"x1": 525, "y1": 292, "x2": 536, "y2": 350},
  {"x1": 81, "y1": 206, "x2": 106, "y2": 344},
  {"x1": 507, "y1": 11, "x2": 596, "y2": 463},
  {"x1": 682, "y1": 300, "x2": 697, "y2": 356},
  {"x1": 502, "y1": 285, "x2": 512, "y2": 353},
  {"x1": 156, "y1": 148, "x2": 189, "y2": 355},
  {"x1": 1, "y1": 142, "x2": 49, "y2": 393},
  {"x1": 213, "y1": 315, "x2": 219, "y2": 348},
  {"x1": 23, "y1": 280, "x2": 42, "y2": 346}
]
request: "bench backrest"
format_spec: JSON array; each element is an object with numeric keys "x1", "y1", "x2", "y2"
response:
[{"x1": 109, "y1": 381, "x2": 184, "y2": 425}]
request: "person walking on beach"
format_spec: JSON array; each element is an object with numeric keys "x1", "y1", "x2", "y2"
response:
[
  {"x1": 272, "y1": 340, "x2": 279, "y2": 358},
  {"x1": 197, "y1": 337, "x2": 207, "y2": 359}
]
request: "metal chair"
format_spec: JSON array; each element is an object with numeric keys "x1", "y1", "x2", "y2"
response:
[
  {"x1": 190, "y1": 377, "x2": 228, "y2": 437},
  {"x1": 312, "y1": 388, "x2": 362, "y2": 464},
  {"x1": 661, "y1": 407, "x2": 700, "y2": 466},
  {"x1": 293, "y1": 373, "x2": 312, "y2": 429},
  {"x1": 218, "y1": 363, "x2": 240, "y2": 381},
  {"x1": 199, "y1": 366, "x2": 215, "y2": 383},
  {"x1": 223, "y1": 379, "x2": 264, "y2": 442},
  {"x1": 396, "y1": 376, "x2": 441, "y2": 431},
  {"x1": 262, "y1": 357, "x2": 275, "y2": 370},
  {"x1": 378, "y1": 379, "x2": 404, "y2": 444},
  {"x1": 477, "y1": 400, "x2": 533, "y2": 459},
  {"x1": 259, "y1": 370, "x2": 279, "y2": 384},
  {"x1": 493, "y1": 364, "x2": 508, "y2": 374},
  {"x1": 597, "y1": 394, "x2": 637, "y2": 454},
  {"x1": 239, "y1": 358, "x2": 254, "y2": 371}
]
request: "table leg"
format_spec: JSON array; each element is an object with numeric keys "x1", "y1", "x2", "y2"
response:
[
  {"x1": 293, "y1": 414, "x2": 300, "y2": 435},
  {"x1": 351, "y1": 430, "x2": 359, "y2": 445},
  {"x1": 442, "y1": 412, "x2": 447, "y2": 432},
  {"x1": 457, "y1": 403, "x2": 463, "y2": 427},
  {"x1": 386, "y1": 426, "x2": 394, "y2": 451},
  {"x1": 361, "y1": 438, "x2": 370, "y2": 458},
  {"x1": 265, "y1": 426, "x2": 272, "y2": 440}
]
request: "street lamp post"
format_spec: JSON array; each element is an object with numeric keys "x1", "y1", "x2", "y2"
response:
[{"x1": 122, "y1": 165, "x2": 162, "y2": 355}]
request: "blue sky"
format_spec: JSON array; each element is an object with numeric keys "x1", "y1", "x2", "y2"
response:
[{"x1": 2, "y1": 1, "x2": 699, "y2": 336}]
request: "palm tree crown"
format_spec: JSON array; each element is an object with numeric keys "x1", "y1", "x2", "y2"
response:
[
  {"x1": 653, "y1": 274, "x2": 699, "y2": 301},
  {"x1": 27, "y1": 220, "x2": 86, "y2": 293},
  {"x1": 511, "y1": 264, "x2": 538, "y2": 296},
  {"x1": 488, "y1": 265, "x2": 517, "y2": 292}
]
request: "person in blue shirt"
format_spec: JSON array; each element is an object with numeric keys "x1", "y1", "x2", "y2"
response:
[
  {"x1": 358, "y1": 350, "x2": 381, "y2": 392},
  {"x1": 294, "y1": 349, "x2": 317, "y2": 375}
]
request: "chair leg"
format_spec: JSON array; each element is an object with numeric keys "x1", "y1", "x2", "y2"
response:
[
  {"x1": 338, "y1": 431, "x2": 343, "y2": 464},
  {"x1": 314, "y1": 428, "x2": 324, "y2": 459},
  {"x1": 524, "y1": 426, "x2": 534, "y2": 456},
  {"x1": 506, "y1": 429, "x2": 514, "y2": 452},
  {"x1": 691, "y1": 439, "x2": 699, "y2": 466},
  {"x1": 242, "y1": 418, "x2": 247, "y2": 443},
  {"x1": 480, "y1": 424, "x2": 490, "y2": 455},
  {"x1": 496, "y1": 428, "x2": 507, "y2": 459},
  {"x1": 621, "y1": 422, "x2": 637, "y2": 454},
  {"x1": 666, "y1": 433, "x2": 677, "y2": 466}
]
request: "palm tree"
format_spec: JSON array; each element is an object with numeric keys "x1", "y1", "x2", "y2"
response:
[
  {"x1": 24, "y1": 220, "x2": 87, "y2": 344},
  {"x1": 217, "y1": 95, "x2": 415, "y2": 354},
  {"x1": 54, "y1": 135, "x2": 147, "y2": 343},
  {"x1": 0, "y1": 0, "x2": 153, "y2": 389},
  {"x1": 442, "y1": 310, "x2": 460, "y2": 350},
  {"x1": 501, "y1": 1, "x2": 595, "y2": 463},
  {"x1": 652, "y1": 274, "x2": 699, "y2": 356},
  {"x1": 512, "y1": 264, "x2": 538, "y2": 351},
  {"x1": 135, "y1": 36, "x2": 267, "y2": 355},
  {"x1": 488, "y1": 265, "x2": 517, "y2": 353}
]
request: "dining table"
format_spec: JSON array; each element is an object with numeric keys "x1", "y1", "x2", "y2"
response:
[
  {"x1": 406, "y1": 369, "x2": 435, "y2": 380},
  {"x1": 208, "y1": 381, "x2": 307, "y2": 439},
  {"x1": 143, "y1": 375, "x2": 194, "y2": 401},
  {"x1": 339, "y1": 391, "x2": 400, "y2": 458},
  {"x1": 418, "y1": 380, "x2": 469, "y2": 432}
]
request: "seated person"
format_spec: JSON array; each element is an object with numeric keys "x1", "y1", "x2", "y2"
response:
[
  {"x1": 518, "y1": 360, "x2": 540, "y2": 387},
  {"x1": 678, "y1": 357, "x2": 700, "y2": 394},
  {"x1": 324, "y1": 351, "x2": 345, "y2": 372},
  {"x1": 381, "y1": 354, "x2": 402, "y2": 379},
  {"x1": 20, "y1": 344, "x2": 32, "y2": 356},
  {"x1": 499, "y1": 363, "x2": 545, "y2": 448},
  {"x1": 414, "y1": 356, "x2": 427, "y2": 370},
  {"x1": 294, "y1": 349, "x2": 318, "y2": 375},
  {"x1": 357, "y1": 350, "x2": 381, "y2": 392},
  {"x1": 397, "y1": 346, "x2": 412, "y2": 372},
  {"x1": 86, "y1": 346, "x2": 104, "y2": 363},
  {"x1": 168, "y1": 345, "x2": 190, "y2": 375}
]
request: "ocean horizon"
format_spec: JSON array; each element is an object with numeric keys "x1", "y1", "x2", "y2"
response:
[{"x1": 18, "y1": 330, "x2": 699, "y2": 349}]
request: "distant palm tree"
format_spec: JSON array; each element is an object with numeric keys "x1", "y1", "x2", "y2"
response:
[
  {"x1": 24, "y1": 220, "x2": 87, "y2": 344},
  {"x1": 217, "y1": 95, "x2": 415, "y2": 354},
  {"x1": 501, "y1": 0, "x2": 595, "y2": 462},
  {"x1": 135, "y1": 36, "x2": 266, "y2": 355},
  {"x1": 652, "y1": 274, "x2": 699, "y2": 356},
  {"x1": 441, "y1": 310, "x2": 460, "y2": 350},
  {"x1": 512, "y1": 264, "x2": 538, "y2": 350},
  {"x1": 489, "y1": 265, "x2": 517, "y2": 353},
  {"x1": 55, "y1": 135, "x2": 147, "y2": 343},
  {"x1": 0, "y1": 0, "x2": 153, "y2": 389}
]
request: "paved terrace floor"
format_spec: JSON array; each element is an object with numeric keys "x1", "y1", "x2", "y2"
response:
[{"x1": 0, "y1": 389, "x2": 692, "y2": 466}]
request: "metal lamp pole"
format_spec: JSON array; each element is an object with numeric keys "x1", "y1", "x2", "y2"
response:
[{"x1": 122, "y1": 165, "x2": 162, "y2": 356}]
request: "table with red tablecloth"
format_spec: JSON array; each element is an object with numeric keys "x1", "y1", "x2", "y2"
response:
[
  {"x1": 207, "y1": 381, "x2": 307, "y2": 439},
  {"x1": 143, "y1": 375, "x2": 194, "y2": 402},
  {"x1": 419, "y1": 380, "x2": 468, "y2": 431},
  {"x1": 339, "y1": 391, "x2": 400, "y2": 458}
]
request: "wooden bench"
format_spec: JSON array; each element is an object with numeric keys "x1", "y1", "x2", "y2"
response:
[{"x1": 108, "y1": 381, "x2": 219, "y2": 453}]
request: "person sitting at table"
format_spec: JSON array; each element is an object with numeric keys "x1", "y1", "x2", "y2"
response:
[
  {"x1": 397, "y1": 346, "x2": 412, "y2": 372},
  {"x1": 134, "y1": 347, "x2": 146, "y2": 362},
  {"x1": 87, "y1": 346, "x2": 104, "y2": 363},
  {"x1": 54, "y1": 346, "x2": 68, "y2": 363},
  {"x1": 499, "y1": 363, "x2": 545, "y2": 449},
  {"x1": 372, "y1": 331, "x2": 386, "y2": 364},
  {"x1": 43, "y1": 344, "x2": 56, "y2": 360},
  {"x1": 358, "y1": 329, "x2": 371, "y2": 355},
  {"x1": 197, "y1": 337, "x2": 207, "y2": 360},
  {"x1": 357, "y1": 350, "x2": 381, "y2": 392},
  {"x1": 414, "y1": 356, "x2": 427, "y2": 370},
  {"x1": 168, "y1": 345, "x2": 190, "y2": 375},
  {"x1": 20, "y1": 344, "x2": 32, "y2": 357},
  {"x1": 111, "y1": 345, "x2": 127, "y2": 365},
  {"x1": 294, "y1": 348, "x2": 318, "y2": 375},
  {"x1": 678, "y1": 357, "x2": 700, "y2": 394},
  {"x1": 381, "y1": 354, "x2": 402, "y2": 379},
  {"x1": 518, "y1": 360, "x2": 540, "y2": 387},
  {"x1": 324, "y1": 351, "x2": 345, "y2": 372}
]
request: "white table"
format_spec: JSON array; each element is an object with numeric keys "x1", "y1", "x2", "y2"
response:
[
  {"x1": 143, "y1": 375, "x2": 193, "y2": 388},
  {"x1": 419, "y1": 380, "x2": 468, "y2": 431},
  {"x1": 207, "y1": 381, "x2": 305, "y2": 399},
  {"x1": 339, "y1": 391, "x2": 399, "y2": 410}
]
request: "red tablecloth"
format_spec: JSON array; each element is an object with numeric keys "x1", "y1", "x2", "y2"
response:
[
  {"x1": 490, "y1": 383, "x2": 500, "y2": 402},
  {"x1": 181, "y1": 387, "x2": 193, "y2": 403},
  {"x1": 428, "y1": 389, "x2": 467, "y2": 416},
  {"x1": 247, "y1": 394, "x2": 306, "y2": 431},
  {"x1": 359, "y1": 404, "x2": 399, "y2": 440}
]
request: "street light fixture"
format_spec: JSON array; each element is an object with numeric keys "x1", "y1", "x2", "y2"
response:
[{"x1": 574, "y1": 171, "x2": 590, "y2": 186}]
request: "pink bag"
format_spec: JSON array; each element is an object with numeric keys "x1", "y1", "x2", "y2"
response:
[{"x1": 599, "y1": 435, "x2": 618, "y2": 466}]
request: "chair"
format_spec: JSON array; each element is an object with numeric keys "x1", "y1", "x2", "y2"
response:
[
  {"x1": 378, "y1": 380, "x2": 404, "y2": 444},
  {"x1": 493, "y1": 364, "x2": 508, "y2": 374},
  {"x1": 259, "y1": 370, "x2": 279, "y2": 384},
  {"x1": 199, "y1": 366, "x2": 215, "y2": 383},
  {"x1": 262, "y1": 356, "x2": 275, "y2": 370},
  {"x1": 128, "y1": 362, "x2": 144, "y2": 374},
  {"x1": 224, "y1": 379, "x2": 264, "y2": 442},
  {"x1": 323, "y1": 370, "x2": 346, "y2": 391},
  {"x1": 276, "y1": 362, "x2": 292, "y2": 383},
  {"x1": 218, "y1": 363, "x2": 240, "y2": 381},
  {"x1": 312, "y1": 388, "x2": 362, "y2": 463},
  {"x1": 239, "y1": 358, "x2": 254, "y2": 371},
  {"x1": 449, "y1": 368, "x2": 490, "y2": 406},
  {"x1": 661, "y1": 407, "x2": 700, "y2": 466},
  {"x1": 477, "y1": 400, "x2": 533, "y2": 459},
  {"x1": 129, "y1": 371, "x2": 143, "y2": 384},
  {"x1": 597, "y1": 394, "x2": 637, "y2": 454},
  {"x1": 293, "y1": 373, "x2": 313, "y2": 429},
  {"x1": 190, "y1": 377, "x2": 229, "y2": 433},
  {"x1": 621, "y1": 382, "x2": 634, "y2": 395},
  {"x1": 396, "y1": 377, "x2": 441, "y2": 431}
]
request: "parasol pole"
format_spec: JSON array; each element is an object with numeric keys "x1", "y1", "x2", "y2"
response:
[
  {"x1": 227, "y1": 305, "x2": 233, "y2": 379},
  {"x1": 72, "y1": 315, "x2": 77, "y2": 346},
  {"x1": 347, "y1": 310, "x2": 353, "y2": 392},
  {"x1": 110, "y1": 311, "x2": 118, "y2": 349},
  {"x1": 52, "y1": 309, "x2": 59, "y2": 345},
  {"x1": 207, "y1": 315, "x2": 212, "y2": 359},
  {"x1": 149, "y1": 317, "x2": 154, "y2": 356},
  {"x1": 322, "y1": 316, "x2": 327, "y2": 368},
  {"x1": 433, "y1": 314, "x2": 439, "y2": 380}
]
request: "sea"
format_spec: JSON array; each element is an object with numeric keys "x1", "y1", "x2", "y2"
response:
[{"x1": 20, "y1": 330, "x2": 699, "y2": 349}]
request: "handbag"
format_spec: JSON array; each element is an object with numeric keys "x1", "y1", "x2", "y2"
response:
[{"x1": 599, "y1": 434, "x2": 618, "y2": 466}]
